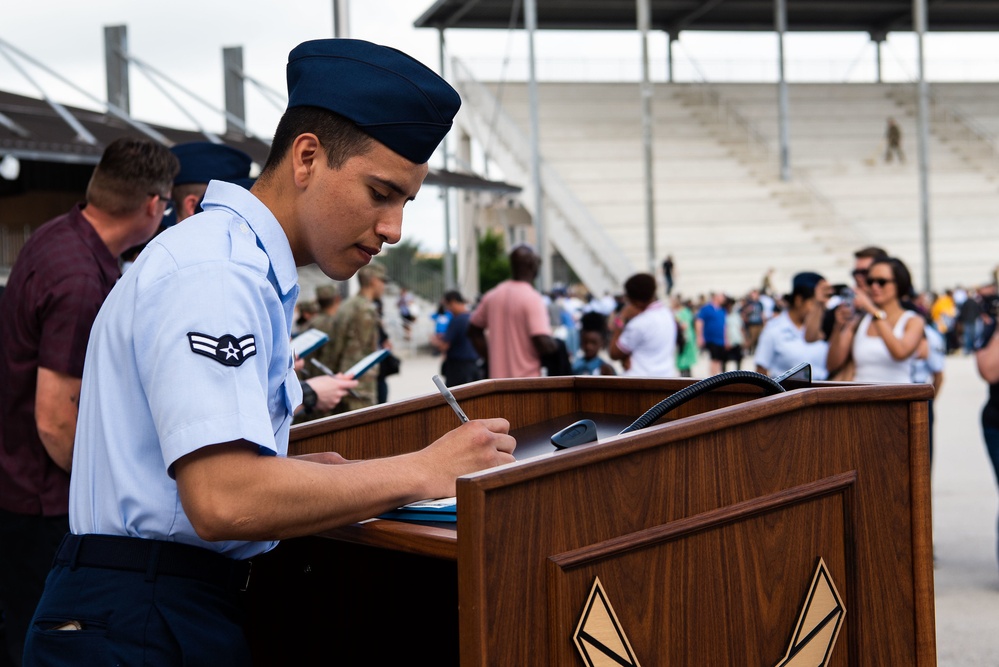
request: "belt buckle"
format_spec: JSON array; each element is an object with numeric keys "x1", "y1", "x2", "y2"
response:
[{"x1": 239, "y1": 560, "x2": 253, "y2": 592}]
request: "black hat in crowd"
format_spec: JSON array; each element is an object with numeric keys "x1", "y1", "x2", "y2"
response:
[
  {"x1": 792, "y1": 272, "x2": 825, "y2": 294},
  {"x1": 443, "y1": 290, "x2": 465, "y2": 304},
  {"x1": 286, "y1": 39, "x2": 461, "y2": 164},
  {"x1": 170, "y1": 142, "x2": 253, "y2": 186}
]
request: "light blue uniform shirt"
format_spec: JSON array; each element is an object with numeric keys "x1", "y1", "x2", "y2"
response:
[
  {"x1": 70, "y1": 181, "x2": 302, "y2": 560},
  {"x1": 754, "y1": 311, "x2": 830, "y2": 381},
  {"x1": 911, "y1": 324, "x2": 945, "y2": 385}
]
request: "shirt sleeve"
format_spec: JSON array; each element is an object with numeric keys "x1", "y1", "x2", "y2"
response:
[
  {"x1": 616, "y1": 319, "x2": 639, "y2": 355},
  {"x1": 525, "y1": 291, "x2": 553, "y2": 337},
  {"x1": 754, "y1": 321, "x2": 777, "y2": 371},
  {"x1": 134, "y1": 259, "x2": 283, "y2": 469},
  {"x1": 37, "y1": 273, "x2": 108, "y2": 377}
]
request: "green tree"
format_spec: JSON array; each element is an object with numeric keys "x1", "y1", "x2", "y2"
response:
[{"x1": 478, "y1": 229, "x2": 510, "y2": 293}]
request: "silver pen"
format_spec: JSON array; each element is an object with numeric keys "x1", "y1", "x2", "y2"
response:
[
  {"x1": 432, "y1": 374, "x2": 469, "y2": 423},
  {"x1": 310, "y1": 358, "x2": 361, "y2": 400}
]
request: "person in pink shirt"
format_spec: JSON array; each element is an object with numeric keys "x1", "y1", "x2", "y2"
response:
[{"x1": 469, "y1": 244, "x2": 556, "y2": 378}]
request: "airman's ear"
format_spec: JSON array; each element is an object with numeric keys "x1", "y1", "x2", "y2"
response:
[
  {"x1": 182, "y1": 194, "x2": 201, "y2": 219},
  {"x1": 291, "y1": 133, "x2": 322, "y2": 188}
]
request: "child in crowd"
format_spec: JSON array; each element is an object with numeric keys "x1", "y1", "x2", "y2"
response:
[{"x1": 572, "y1": 312, "x2": 616, "y2": 375}]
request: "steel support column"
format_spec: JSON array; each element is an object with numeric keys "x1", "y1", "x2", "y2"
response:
[
  {"x1": 638, "y1": 0, "x2": 657, "y2": 275},
  {"x1": 914, "y1": 0, "x2": 932, "y2": 291},
  {"x1": 775, "y1": 0, "x2": 791, "y2": 182},
  {"x1": 524, "y1": 0, "x2": 550, "y2": 290}
]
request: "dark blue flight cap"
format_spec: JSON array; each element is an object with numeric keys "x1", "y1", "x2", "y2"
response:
[
  {"x1": 171, "y1": 142, "x2": 253, "y2": 185},
  {"x1": 286, "y1": 39, "x2": 460, "y2": 164}
]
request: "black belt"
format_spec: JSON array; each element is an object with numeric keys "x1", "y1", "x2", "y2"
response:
[{"x1": 56, "y1": 533, "x2": 252, "y2": 592}]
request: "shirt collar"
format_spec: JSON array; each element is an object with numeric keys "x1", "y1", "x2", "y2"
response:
[{"x1": 201, "y1": 180, "x2": 299, "y2": 298}]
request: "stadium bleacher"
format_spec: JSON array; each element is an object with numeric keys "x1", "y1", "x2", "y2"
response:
[{"x1": 455, "y1": 76, "x2": 999, "y2": 297}]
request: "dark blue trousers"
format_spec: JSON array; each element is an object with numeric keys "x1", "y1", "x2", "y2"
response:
[
  {"x1": 23, "y1": 550, "x2": 250, "y2": 666},
  {"x1": 984, "y1": 424, "x2": 999, "y2": 569}
]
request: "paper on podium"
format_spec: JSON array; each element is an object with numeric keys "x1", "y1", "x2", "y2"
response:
[{"x1": 378, "y1": 497, "x2": 457, "y2": 523}]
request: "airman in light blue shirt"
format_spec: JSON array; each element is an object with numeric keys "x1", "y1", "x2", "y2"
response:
[
  {"x1": 70, "y1": 181, "x2": 299, "y2": 559},
  {"x1": 27, "y1": 39, "x2": 516, "y2": 666}
]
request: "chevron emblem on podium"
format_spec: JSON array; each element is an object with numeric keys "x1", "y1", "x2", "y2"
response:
[
  {"x1": 573, "y1": 577, "x2": 642, "y2": 667},
  {"x1": 775, "y1": 559, "x2": 846, "y2": 667}
]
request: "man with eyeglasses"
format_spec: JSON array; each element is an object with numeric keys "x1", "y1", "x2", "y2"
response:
[
  {"x1": 0, "y1": 137, "x2": 178, "y2": 666},
  {"x1": 807, "y1": 246, "x2": 888, "y2": 358},
  {"x1": 851, "y1": 246, "x2": 889, "y2": 294}
]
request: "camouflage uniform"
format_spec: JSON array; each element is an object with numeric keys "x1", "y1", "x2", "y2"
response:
[
  {"x1": 308, "y1": 312, "x2": 338, "y2": 373},
  {"x1": 290, "y1": 310, "x2": 338, "y2": 424},
  {"x1": 327, "y1": 294, "x2": 381, "y2": 412}
]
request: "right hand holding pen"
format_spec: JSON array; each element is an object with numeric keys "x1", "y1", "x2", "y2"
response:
[{"x1": 421, "y1": 419, "x2": 516, "y2": 498}]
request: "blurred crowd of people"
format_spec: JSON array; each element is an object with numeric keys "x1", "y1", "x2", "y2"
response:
[
  {"x1": 288, "y1": 241, "x2": 999, "y2": 575},
  {"x1": 301, "y1": 243, "x2": 996, "y2": 398}
]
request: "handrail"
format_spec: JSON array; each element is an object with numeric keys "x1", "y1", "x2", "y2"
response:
[
  {"x1": 886, "y1": 82, "x2": 998, "y2": 162},
  {"x1": 451, "y1": 57, "x2": 635, "y2": 296},
  {"x1": 934, "y1": 100, "x2": 998, "y2": 162},
  {"x1": 685, "y1": 81, "x2": 865, "y2": 252}
]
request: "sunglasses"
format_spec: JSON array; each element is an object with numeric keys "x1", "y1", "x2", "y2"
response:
[
  {"x1": 852, "y1": 269, "x2": 869, "y2": 279},
  {"x1": 149, "y1": 192, "x2": 174, "y2": 217},
  {"x1": 867, "y1": 277, "x2": 895, "y2": 288}
]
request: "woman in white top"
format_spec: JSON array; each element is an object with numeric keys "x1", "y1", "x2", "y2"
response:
[
  {"x1": 827, "y1": 257, "x2": 925, "y2": 383},
  {"x1": 755, "y1": 272, "x2": 832, "y2": 380}
]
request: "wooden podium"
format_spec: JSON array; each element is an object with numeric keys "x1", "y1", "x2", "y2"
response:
[{"x1": 245, "y1": 376, "x2": 936, "y2": 666}]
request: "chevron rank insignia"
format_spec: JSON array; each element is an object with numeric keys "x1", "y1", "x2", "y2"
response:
[
  {"x1": 187, "y1": 332, "x2": 257, "y2": 367},
  {"x1": 775, "y1": 558, "x2": 845, "y2": 667},
  {"x1": 573, "y1": 577, "x2": 641, "y2": 667}
]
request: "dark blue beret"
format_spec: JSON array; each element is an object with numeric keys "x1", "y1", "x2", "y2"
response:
[
  {"x1": 170, "y1": 142, "x2": 253, "y2": 185},
  {"x1": 793, "y1": 272, "x2": 825, "y2": 293},
  {"x1": 286, "y1": 39, "x2": 460, "y2": 164}
]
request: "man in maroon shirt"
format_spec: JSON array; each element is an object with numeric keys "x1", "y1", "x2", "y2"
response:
[{"x1": 0, "y1": 137, "x2": 178, "y2": 665}]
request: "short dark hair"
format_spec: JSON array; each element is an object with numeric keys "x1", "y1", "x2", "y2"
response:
[
  {"x1": 854, "y1": 246, "x2": 888, "y2": 261},
  {"x1": 580, "y1": 311, "x2": 607, "y2": 333},
  {"x1": 789, "y1": 271, "x2": 825, "y2": 304},
  {"x1": 870, "y1": 257, "x2": 915, "y2": 300},
  {"x1": 260, "y1": 106, "x2": 374, "y2": 177},
  {"x1": 86, "y1": 137, "x2": 179, "y2": 217},
  {"x1": 624, "y1": 273, "x2": 657, "y2": 304},
  {"x1": 443, "y1": 290, "x2": 465, "y2": 304}
]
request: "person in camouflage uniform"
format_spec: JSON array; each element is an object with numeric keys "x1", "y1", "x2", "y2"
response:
[
  {"x1": 309, "y1": 283, "x2": 343, "y2": 370},
  {"x1": 293, "y1": 283, "x2": 344, "y2": 423},
  {"x1": 327, "y1": 262, "x2": 387, "y2": 412}
]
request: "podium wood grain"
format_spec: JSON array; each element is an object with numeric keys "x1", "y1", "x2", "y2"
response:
[{"x1": 245, "y1": 377, "x2": 935, "y2": 666}]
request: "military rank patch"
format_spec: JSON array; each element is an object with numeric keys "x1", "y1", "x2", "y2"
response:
[{"x1": 187, "y1": 332, "x2": 257, "y2": 367}]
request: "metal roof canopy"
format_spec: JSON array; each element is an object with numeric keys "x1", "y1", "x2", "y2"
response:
[
  {"x1": 417, "y1": 0, "x2": 958, "y2": 292},
  {"x1": 0, "y1": 87, "x2": 517, "y2": 192},
  {"x1": 415, "y1": 0, "x2": 999, "y2": 35}
]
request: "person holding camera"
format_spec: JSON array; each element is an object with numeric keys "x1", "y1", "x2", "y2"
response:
[
  {"x1": 827, "y1": 256, "x2": 925, "y2": 383},
  {"x1": 754, "y1": 272, "x2": 832, "y2": 380}
]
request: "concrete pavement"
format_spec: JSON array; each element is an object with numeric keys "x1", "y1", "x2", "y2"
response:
[{"x1": 383, "y1": 314, "x2": 999, "y2": 666}]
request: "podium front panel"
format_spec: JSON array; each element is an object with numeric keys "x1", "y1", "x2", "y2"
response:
[{"x1": 256, "y1": 377, "x2": 934, "y2": 666}]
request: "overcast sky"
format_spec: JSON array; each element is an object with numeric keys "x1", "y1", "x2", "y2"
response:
[{"x1": 2, "y1": 1, "x2": 998, "y2": 252}]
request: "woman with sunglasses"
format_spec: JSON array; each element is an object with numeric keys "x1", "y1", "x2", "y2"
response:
[{"x1": 827, "y1": 256, "x2": 925, "y2": 383}]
